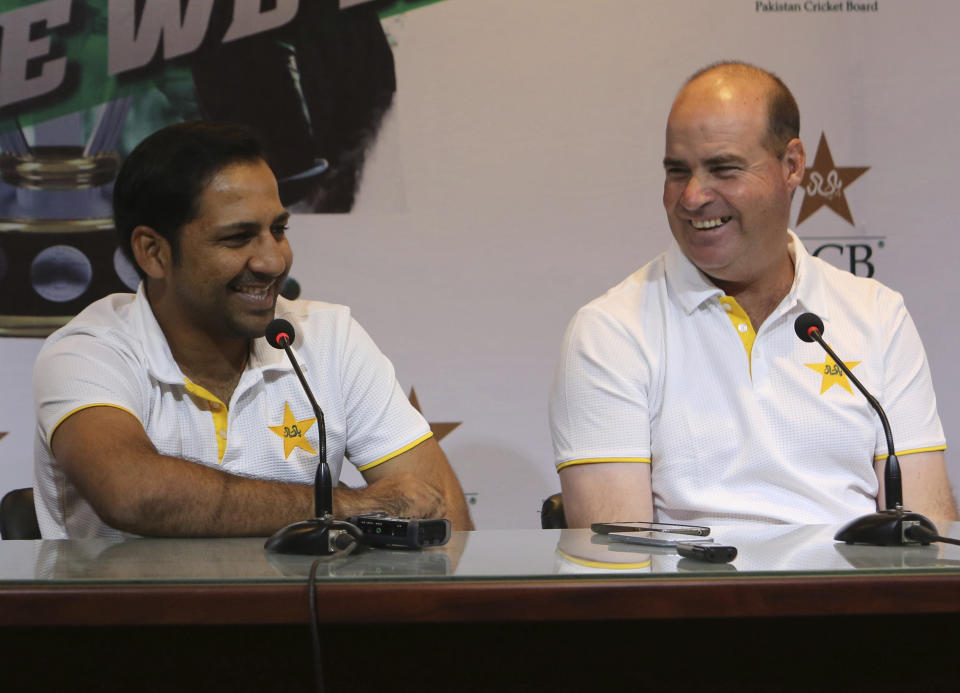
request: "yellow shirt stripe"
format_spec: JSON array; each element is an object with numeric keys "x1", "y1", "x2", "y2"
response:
[
  {"x1": 873, "y1": 444, "x2": 947, "y2": 461},
  {"x1": 49, "y1": 403, "x2": 140, "y2": 447},
  {"x1": 557, "y1": 457, "x2": 651, "y2": 472},
  {"x1": 356, "y1": 431, "x2": 435, "y2": 471}
]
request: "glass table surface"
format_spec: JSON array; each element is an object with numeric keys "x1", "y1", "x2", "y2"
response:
[{"x1": 1, "y1": 524, "x2": 958, "y2": 586}]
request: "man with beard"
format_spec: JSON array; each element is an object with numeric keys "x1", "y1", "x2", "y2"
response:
[{"x1": 33, "y1": 122, "x2": 472, "y2": 538}]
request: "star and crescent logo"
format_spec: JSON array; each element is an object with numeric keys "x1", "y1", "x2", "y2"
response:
[
  {"x1": 805, "y1": 355, "x2": 861, "y2": 395},
  {"x1": 796, "y1": 133, "x2": 869, "y2": 227},
  {"x1": 269, "y1": 402, "x2": 317, "y2": 459},
  {"x1": 268, "y1": 388, "x2": 461, "y2": 460}
]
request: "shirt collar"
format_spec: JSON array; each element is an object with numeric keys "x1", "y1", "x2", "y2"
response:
[
  {"x1": 131, "y1": 285, "x2": 293, "y2": 384},
  {"x1": 664, "y1": 229, "x2": 830, "y2": 322},
  {"x1": 129, "y1": 283, "x2": 184, "y2": 385},
  {"x1": 664, "y1": 240, "x2": 724, "y2": 315},
  {"x1": 786, "y1": 230, "x2": 832, "y2": 323}
]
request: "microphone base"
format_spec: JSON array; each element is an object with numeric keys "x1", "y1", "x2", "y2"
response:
[
  {"x1": 834, "y1": 507, "x2": 936, "y2": 546},
  {"x1": 264, "y1": 518, "x2": 336, "y2": 555}
]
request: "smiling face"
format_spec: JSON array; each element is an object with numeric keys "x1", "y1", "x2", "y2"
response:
[
  {"x1": 662, "y1": 71, "x2": 804, "y2": 289},
  {"x1": 164, "y1": 158, "x2": 292, "y2": 342}
]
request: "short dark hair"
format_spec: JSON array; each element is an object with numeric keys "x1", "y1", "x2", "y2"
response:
[
  {"x1": 113, "y1": 121, "x2": 265, "y2": 278},
  {"x1": 685, "y1": 61, "x2": 800, "y2": 156}
]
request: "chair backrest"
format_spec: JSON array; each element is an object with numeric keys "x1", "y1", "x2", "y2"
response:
[
  {"x1": 0, "y1": 487, "x2": 41, "y2": 539},
  {"x1": 540, "y1": 492, "x2": 567, "y2": 529}
]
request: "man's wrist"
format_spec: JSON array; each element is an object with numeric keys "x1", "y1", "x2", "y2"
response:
[{"x1": 332, "y1": 485, "x2": 403, "y2": 518}]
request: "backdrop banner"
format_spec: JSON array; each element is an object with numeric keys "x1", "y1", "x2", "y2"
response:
[{"x1": 1, "y1": 0, "x2": 956, "y2": 528}]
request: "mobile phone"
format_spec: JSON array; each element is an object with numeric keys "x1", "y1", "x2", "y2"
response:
[
  {"x1": 607, "y1": 531, "x2": 716, "y2": 548},
  {"x1": 592, "y1": 521, "x2": 710, "y2": 537},
  {"x1": 676, "y1": 543, "x2": 738, "y2": 563}
]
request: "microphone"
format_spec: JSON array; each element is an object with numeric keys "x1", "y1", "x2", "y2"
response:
[
  {"x1": 280, "y1": 277, "x2": 301, "y2": 300},
  {"x1": 265, "y1": 318, "x2": 331, "y2": 517},
  {"x1": 262, "y1": 319, "x2": 450, "y2": 554},
  {"x1": 265, "y1": 318, "x2": 294, "y2": 348},
  {"x1": 794, "y1": 312, "x2": 900, "y2": 505},
  {"x1": 793, "y1": 312, "x2": 935, "y2": 545},
  {"x1": 793, "y1": 312, "x2": 824, "y2": 344},
  {"x1": 264, "y1": 318, "x2": 356, "y2": 555}
]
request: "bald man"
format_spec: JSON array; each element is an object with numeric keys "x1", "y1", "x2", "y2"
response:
[{"x1": 549, "y1": 62, "x2": 956, "y2": 528}]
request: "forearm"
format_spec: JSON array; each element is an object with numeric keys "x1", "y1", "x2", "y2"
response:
[
  {"x1": 332, "y1": 482, "x2": 419, "y2": 518},
  {"x1": 101, "y1": 456, "x2": 469, "y2": 536},
  {"x1": 439, "y1": 488, "x2": 474, "y2": 531},
  {"x1": 351, "y1": 438, "x2": 474, "y2": 530},
  {"x1": 333, "y1": 470, "x2": 474, "y2": 531},
  {"x1": 559, "y1": 462, "x2": 653, "y2": 528},
  {"x1": 84, "y1": 453, "x2": 315, "y2": 537}
]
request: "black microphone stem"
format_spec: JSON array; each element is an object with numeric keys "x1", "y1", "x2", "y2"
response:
[
  {"x1": 807, "y1": 332, "x2": 894, "y2": 455},
  {"x1": 794, "y1": 312, "x2": 934, "y2": 544},
  {"x1": 281, "y1": 341, "x2": 330, "y2": 518},
  {"x1": 807, "y1": 331, "x2": 902, "y2": 509}
]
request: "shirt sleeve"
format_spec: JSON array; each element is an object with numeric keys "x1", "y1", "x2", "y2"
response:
[
  {"x1": 549, "y1": 304, "x2": 654, "y2": 470},
  {"x1": 877, "y1": 292, "x2": 946, "y2": 457},
  {"x1": 336, "y1": 315, "x2": 431, "y2": 470},
  {"x1": 34, "y1": 331, "x2": 147, "y2": 448}
]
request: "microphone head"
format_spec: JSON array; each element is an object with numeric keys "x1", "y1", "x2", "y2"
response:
[
  {"x1": 280, "y1": 277, "x2": 301, "y2": 300},
  {"x1": 794, "y1": 312, "x2": 824, "y2": 342},
  {"x1": 266, "y1": 318, "x2": 295, "y2": 349}
]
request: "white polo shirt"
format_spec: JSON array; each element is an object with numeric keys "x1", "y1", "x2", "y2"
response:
[
  {"x1": 549, "y1": 232, "x2": 945, "y2": 525},
  {"x1": 34, "y1": 286, "x2": 431, "y2": 539}
]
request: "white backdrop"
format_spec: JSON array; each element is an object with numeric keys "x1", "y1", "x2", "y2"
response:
[{"x1": 2, "y1": 0, "x2": 958, "y2": 528}]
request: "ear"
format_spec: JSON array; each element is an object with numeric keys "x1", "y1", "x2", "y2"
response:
[
  {"x1": 781, "y1": 138, "x2": 806, "y2": 193},
  {"x1": 130, "y1": 226, "x2": 171, "y2": 279}
]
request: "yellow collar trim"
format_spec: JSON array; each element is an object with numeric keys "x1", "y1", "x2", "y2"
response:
[
  {"x1": 719, "y1": 296, "x2": 756, "y2": 367},
  {"x1": 183, "y1": 378, "x2": 229, "y2": 464}
]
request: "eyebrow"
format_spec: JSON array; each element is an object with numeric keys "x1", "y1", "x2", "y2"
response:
[
  {"x1": 662, "y1": 154, "x2": 749, "y2": 169},
  {"x1": 216, "y1": 212, "x2": 289, "y2": 235},
  {"x1": 703, "y1": 154, "x2": 748, "y2": 166},
  {"x1": 227, "y1": 212, "x2": 290, "y2": 231}
]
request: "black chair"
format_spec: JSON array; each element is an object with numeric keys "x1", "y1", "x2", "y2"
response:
[
  {"x1": 0, "y1": 487, "x2": 41, "y2": 539},
  {"x1": 540, "y1": 492, "x2": 567, "y2": 529}
]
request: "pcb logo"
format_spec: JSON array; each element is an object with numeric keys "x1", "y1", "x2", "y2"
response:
[{"x1": 796, "y1": 133, "x2": 869, "y2": 227}]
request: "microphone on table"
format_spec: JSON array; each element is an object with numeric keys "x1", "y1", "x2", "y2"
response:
[
  {"x1": 263, "y1": 318, "x2": 361, "y2": 555},
  {"x1": 262, "y1": 319, "x2": 450, "y2": 552},
  {"x1": 793, "y1": 312, "x2": 936, "y2": 546}
]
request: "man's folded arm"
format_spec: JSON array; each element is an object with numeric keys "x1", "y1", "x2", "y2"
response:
[
  {"x1": 53, "y1": 406, "x2": 473, "y2": 536},
  {"x1": 559, "y1": 462, "x2": 653, "y2": 528},
  {"x1": 53, "y1": 406, "x2": 317, "y2": 537},
  {"x1": 348, "y1": 436, "x2": 474, "y2": 530}
]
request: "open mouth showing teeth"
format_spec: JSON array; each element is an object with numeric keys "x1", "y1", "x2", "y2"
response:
[
  {"x1": 232, "y1": 281, "x2": 275, "y2": 300},
  {"x1": 691, "y1": 216, "x2": 732, "y2": 230}
]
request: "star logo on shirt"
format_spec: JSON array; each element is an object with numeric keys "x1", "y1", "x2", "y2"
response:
[
  {"x1": 269, "y1": 402, "x2": 317, "y2": 458},
  {"x1": 796, "y1": 133, "x2": 869, "y2": 227},
  {"x1": 805, "y1": 356, "x2": 861, "y2": 395}
]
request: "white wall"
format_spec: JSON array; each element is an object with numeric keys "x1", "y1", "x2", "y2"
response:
[{"x1": 3, "y1": 0, "x2": 958, "y2": 527}]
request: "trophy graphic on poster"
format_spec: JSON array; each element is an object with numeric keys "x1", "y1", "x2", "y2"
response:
[
  {"x1": 0, "y1": 0, "x2": 397, "y2": 338},
  {"x1": 0, "y1": 99, "x2": 139, "y2": 337}
]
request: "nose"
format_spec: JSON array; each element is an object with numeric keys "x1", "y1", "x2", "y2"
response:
[
  {"x1": 248, "y1": 230, "x2": 289, "y2": 277},
  {"x1": 679, "y1": 175, "x2": 714, "y2": 211}
]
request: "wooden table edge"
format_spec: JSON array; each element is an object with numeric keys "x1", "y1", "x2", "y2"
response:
[{"x1": 1, "y1": 572, "x2": 958, "y2": 626}]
